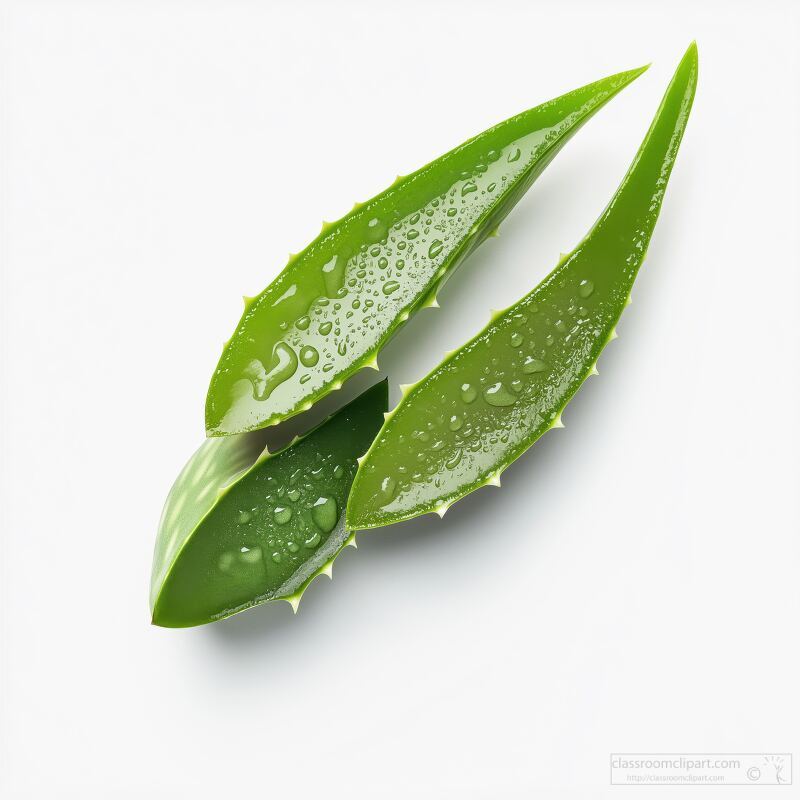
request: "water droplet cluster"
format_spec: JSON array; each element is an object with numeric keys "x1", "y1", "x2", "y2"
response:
[
  {"x1": 211, "y1": 128, "x2": 560, "y2": 431},
  {"x1": 365, "y1": 273, "x2": 609, "y2": 513},
  {"x1": 214, "y1": 451, "x2": 350, "y2": 583}
]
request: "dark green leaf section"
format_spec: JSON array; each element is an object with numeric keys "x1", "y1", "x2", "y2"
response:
[
  {"x1": 347, "y1": 45, "x2": 698, "y2": 530},
  {"x1": 206, "y1": 66, "x2": 648, "y2": 436},
  {"x1": 152, "y1": 381, "x2": 388, "y2": 627}
]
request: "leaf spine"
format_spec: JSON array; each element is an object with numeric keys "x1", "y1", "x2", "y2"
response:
[
  {"x1": 487, "y1": 472, "x2": 502, "y2": 487},
  {"x1": 285, "y1": 595, "x2": 301, "y2": 614}
]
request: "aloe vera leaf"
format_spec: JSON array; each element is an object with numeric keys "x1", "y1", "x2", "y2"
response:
[
  {"x1": 151, "y1": 380, "x2": 387, "y2": 627},
  {"x1": 347, "y1": 44, "x2": 698, "y2": 530},
  {"x1": 206, "y1": 66, "x2": 648, "y2": 436}
]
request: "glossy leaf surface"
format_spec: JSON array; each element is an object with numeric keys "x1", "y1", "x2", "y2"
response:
[
  {"x1": 347, "y1": 45, "x2": 698, "y2": 529},
  {"x1": 206, "y1": 67, "x2": 647, "y2": 435},
  {"x1": 152, "y1": 381, "x2": 387, "y2": 627}
]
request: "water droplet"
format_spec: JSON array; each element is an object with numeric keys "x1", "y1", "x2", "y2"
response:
[
  {"x1": 445, "y1": 448, "x2": 463, "y2": 470},
  {"x1": 218, "y1": 552, "x2": 235, "y2": 573},
  {"x1": 333, "y1": 465, "x2": 344, "y2": 480},
  {"x1": 321, "y1": 255, "x2": 346, "y2": 297},
  {"x1": 304, "y1": 531, "x2": 321, "y2": 549},
  {"x1": 252, "y1": 342, "x2": 298, "y2": 401},
  {"x1": 449, "y1": 414, "x2": 463, "y2": 431},
  {"x1": 272, "y1": 552, "x2": 282, "y2": 563},
  {"x1": 460, "y1": 383, "x2": 477, "y2": 403},
  {"x1": 366, "y1": 217, "x2": 387, "y2": 241},
  {"x1": 378, "y1": 257, "x2": 388, "y2": 269},
  {"x1": 461, "y1": 181, "x2": 477, "y2": 196},
  {"x1": 382, "y1": 281, "x2": 400, "y2": 295},
  {"x1": 406, "y1": 229, "x2": 419, "y2": 240},
  {"x1": 295, "y1": 315, "x2": 310, "y2": 331},
  {"x1": 237, "y1": 510, "x2": 252, "y2": 524},
  {"x1": 523, "y1": 356, "x2": 547, "y2": 374},
  {"x1": 239, "y1": 545, "x2": 262, "y2": 565},
  {"x1": 483, "y1": 382, "x2": 517, "y2": 406},
  {"x1": 287, "y1": 488, "x2": 301, "y2": 502},
  {"x1": 578, "y1": 279, "x2": 595, "y2": 298},
  {"x1": 555, "y1": 319, "x2": 567, "y2": 333},
  {"x1": 319, "y1": 321, "x2": 333, "y2": 335},
  {"x1": 428, "y1": 240, "x2": 444, "y2": 259},
  {"x1": 300, "y1": 345, "x2": 319, "y2": 366},
  {"x1": 337, "y1": 341, "x2": 347, "y2": 356},
  {"x1": 379, "y1": 476, "x2": 397, "y2": 505},
  {"x1": 447, "y1": 208, "x2": 457, "y2": 217},
  {"x1": 508, "y1": 147, "x2": 521, "y2": 162},
  {"x1": 273, "y1": 506, "x2": 292, "y2": 524},
  {"x1": 311, "y1": 496, "x2": 338, "y2": 534},
  {"x1": 287, "y1": 541, "x2": 299, "y2": 553},
  {"x1": 510, "y1": 332, "x2": 523, "y2": 347}
]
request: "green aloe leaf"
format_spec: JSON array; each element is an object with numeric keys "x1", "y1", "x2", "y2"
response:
[
  {"x1": 151, "y1": 381, "x2": 387, "y2": 627},
  {"x1": 347, "y1": 44, "x2": 698, "y2": 530},
  {"x1": 206, "y1": 66, "x2": 648, "y2": 436}
]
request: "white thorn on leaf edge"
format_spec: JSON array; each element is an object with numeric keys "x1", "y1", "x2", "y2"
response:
[
  {"x1": 435, "y1": 503, "x2": 450, "y2": 518},
  {"x1": 347, "y1": 534, "x2": 358, "y2": 549},
  {"x1": 486, "y1": 473, "x2": 502, "y2": 487},
  {"x1": 590, "y1": 363, "x2": 599, "y2": 376},
  {"x1": 609, "y1": 328, "x2": 619, "y2": 341},
  {"x1": 551, "y1": 414, "x2": 565, "y2": 429},
  {"x1": 286, "y1": 595, "x2": 301, "y2": 614},
  {"x1": 320, "y1": 562, "x2": 333, "y2": 579}
]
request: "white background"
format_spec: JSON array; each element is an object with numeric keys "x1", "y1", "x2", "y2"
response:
[{"x1": 1, "y1": 1, "x2": 798, "y2": 797}]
